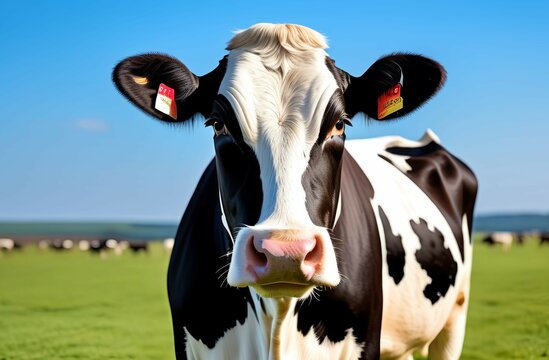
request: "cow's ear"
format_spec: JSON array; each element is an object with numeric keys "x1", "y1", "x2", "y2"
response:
[
  {"x1": 344, "y1": 54, "x2": 446, "y2": 120},
  {"x1": 112, "y1": 53, "x2": 226, "y2": 123}
]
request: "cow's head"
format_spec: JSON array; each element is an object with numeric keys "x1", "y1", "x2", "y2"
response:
[{"x1": 113, "y1": 23, "x2": 445, "y2": 299}]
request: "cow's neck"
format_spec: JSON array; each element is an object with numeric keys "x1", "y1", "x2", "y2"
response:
[{"x1": 251, "y1": 292, "x2": 298, "y2": 360}]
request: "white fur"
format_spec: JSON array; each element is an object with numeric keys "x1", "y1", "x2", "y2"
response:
[{"x1": 218, "y1": 49, "x2": 338, "y2": 228}]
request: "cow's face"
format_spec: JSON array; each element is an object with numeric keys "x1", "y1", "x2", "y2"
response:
[{"x1": 113, "y1": 23, "x2": 445, "y2": 299}]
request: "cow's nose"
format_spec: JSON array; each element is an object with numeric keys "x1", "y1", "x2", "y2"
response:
[{"x1": 246, "y1": 232, "x2": 323, "y2": 282}]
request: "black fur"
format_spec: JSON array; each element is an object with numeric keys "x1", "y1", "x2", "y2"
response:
[
  {"x1": 412, "y1": 218, "x2": 458, "y2": 305},
  {"x1": 379, "y1": 206, "x2": 405, "y2": 285}
]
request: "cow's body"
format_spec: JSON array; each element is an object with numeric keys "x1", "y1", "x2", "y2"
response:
[
  {"x1": 167, "y1": 131, "x2": 476, "y2": 360},
  {"x1": 348, "y1": 132, "x2": 476, "y2": 359},
  {"x1": 113, "y1": 23, "x2": 477, "y2": 360}
]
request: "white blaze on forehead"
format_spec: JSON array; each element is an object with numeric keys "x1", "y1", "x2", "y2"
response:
[{"x1": 218, "y1": 24, "x2": 339, "y2": 228}]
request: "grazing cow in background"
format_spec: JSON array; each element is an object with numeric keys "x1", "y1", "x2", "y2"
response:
[
  {"x1": 113, "y1": 23, "x2": 477, "y2": 360},
  {"x1": 89, "y1": 239, "x2": 108, "y2": 253},
  {"x1": 539, "y1": 233, "x2": 549, "y2": 246},
  {"x1": 482, "y1": 232, "x2": 513, "y2": 250},
  {"x1": 78, "y1": 240, "x2": 91, "y2": 251},
  {"x1": 88, "y1": 238, "x2": 131, "y2": 255},
  {"x1": 164, "y1": 238, "x2": 175, "y2": 253},
  {"x1": 0, "y1": 238, "x2": 14, "y2": 251},
  {"x1": 128, "y1": 241, "x2": 149, "y2": 253},
  {"x1": 50, "y1": 239, "x2": 74, "y2": 251},
  {"x1": 0, "y1": 238, "x2": 19, "y2": 252}
]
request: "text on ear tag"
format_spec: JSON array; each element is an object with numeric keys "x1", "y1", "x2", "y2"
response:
[
  {"x1": 155, "y1": 83, "x2": 177, "y2": 119},
  {"x1": 377, "y1": 83, "x2": 403, "y2": 119}
]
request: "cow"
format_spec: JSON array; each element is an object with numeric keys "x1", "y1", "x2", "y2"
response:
[
  {"x1": 164, "y1": 237, "x2": 175, "y2": 253},
  {"x1": 0, "y1": 238, "x2": 16, "y2": 251},
  {"x1": 127, "y1": 240, "x2": 149, "y2": 253},
  {"x1": 50, "y1": 239, "x2": 74, "y2": 251},
  {"x1": 113, "y1": 23, "x2": 477, "y2": 360},
  {"x1": 481, "y1": 232, "x2": 513, "y2": 250}
]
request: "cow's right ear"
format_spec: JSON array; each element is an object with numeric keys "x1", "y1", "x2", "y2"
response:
[{"x1": 112, "y1": 54, "x2": 226, "y2": 123}]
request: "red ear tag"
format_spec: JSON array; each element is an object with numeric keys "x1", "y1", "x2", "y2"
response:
[
  {"x1": 377, "y1": 83, "x2": 403, "y2": 119},
  {"x1": 155, "y1": 83, "x2": 178, "y2": 119}
]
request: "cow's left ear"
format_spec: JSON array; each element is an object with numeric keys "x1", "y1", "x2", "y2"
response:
[{"x1": 343, "y1": 54, "x2": 446, "y2": 120}]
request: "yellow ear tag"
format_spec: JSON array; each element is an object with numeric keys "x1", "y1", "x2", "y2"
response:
[
  {"x1": 154, "y1": 83, "x2": 177, "y2": 120},
  {"x1": 377, "y1": 83, "x2": 403, "y2": 119}
]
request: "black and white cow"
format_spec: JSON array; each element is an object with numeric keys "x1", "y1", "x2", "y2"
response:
[
  {"x1": 482, "y1": 232, "x2": 514, "y2": 250},
  {"x1": 113, "y1": 23, "x2": 477, "y2": 360}
]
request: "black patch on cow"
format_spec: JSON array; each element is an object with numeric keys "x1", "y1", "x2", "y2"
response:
[
  {"x1": 411, "y1": 218, "x2": 457, "y2": 305},
  {"x1": 259, "y1": 297, "x2": 266, "y2": 314},
  {"x1": 379, "y1": 206, "x2": 405, "y2": 285},
  {"x1": 386, "y1": 141, "x2": 441, "y2": 157},
  {"x1": 385, "y1": 141, "x2": 478, "y2": 260},
  {"x1": 316, "y1": 91, "x2": 349, "y2": 144},
  {"x1": 377, "y1": 154, "x2": 394, "y2": 167},
  {"x1": 297, "y1": 150, "x2": 383, "y2": 360},
  {"x1": 296, "y1": 294, "x2": 364, "y2": 343},
  {"x1": 212, "y1": 95, "x2": 263, "y2": 235},
  {"x1": 325, "y1": 57, "x2": 351, "y2": 92},
  {"x1": 167, "y1": 160, "x2": 257, "y2": 355},
  {"x1": 303, "y1": 92, "x2": 346, "y2": 229}
]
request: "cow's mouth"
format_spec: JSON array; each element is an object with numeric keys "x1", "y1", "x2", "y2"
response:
[{"x1": 253, "y1": 282, "x2": 314, "y2": 298}]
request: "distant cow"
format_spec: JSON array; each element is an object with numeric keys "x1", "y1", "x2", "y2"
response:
[
  {"x1": 540, "y1": 233, "x2": 549, "y2": 245},
  {"x1": 113, "y1": 23, "x2": 477, "y2": 360},
  {"x1": 89, "y1": 239, "x2": 109, "y2": 253},
  {"x1": 128, "y1": 241, "x2": 148, "y2": 253},
  {"x1": 482, "y1": 232, "x2": 514, "y2": 250},
  {"x1": 164, "y1": 238, "x2": 175, "y2": 253},
  {"x1": 50, "y1": 239, "x2": 74, "y2": 251},
  {"x1": 515, "y1": 233, "x2": 525, "y2": 245},
  {"x1": 0, "y1": 238, "x2": 18, "y2": 251},
  {"x1": 78, "y1": 240, "x2": 91, "y2": 251},
  {"x1": 88, "y1": 238, "x2": 121, "y2": 253}
]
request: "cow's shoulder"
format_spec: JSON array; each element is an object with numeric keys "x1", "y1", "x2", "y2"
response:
[
  {"x1": 379, "y1": 129, "x2": 477, "y2": 200},
  {"x1": 346, "y1": 130, "x2": 477, "y2": 262}
]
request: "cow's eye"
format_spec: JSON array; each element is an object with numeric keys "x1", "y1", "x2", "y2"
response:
[
  {"x1": 205, "y1": 118, "x2": 228, "y2": 136},
  {"x1": 326, "y1": 118, "x2": 351, "y2": 140}
]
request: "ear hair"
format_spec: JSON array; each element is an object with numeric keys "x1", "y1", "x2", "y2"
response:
[
  {"x1": 112, "y1": 54, "x2": 227, "y2": 124},
  {"x1": 341, "y1": 53, "x2": 446, "y2": 120}
]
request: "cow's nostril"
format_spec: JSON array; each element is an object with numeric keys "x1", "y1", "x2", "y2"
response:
[
  {"x1": 247, "y1": 236, "x2": 268, "y2": 268},
  {"x1": 302, "y1": 237, "x2": 323, "y2": 280},
  {"x1": 304, "y1": 236, "x2": 322, "y2": 264}
]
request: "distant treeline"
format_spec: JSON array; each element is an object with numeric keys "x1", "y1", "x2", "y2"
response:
[
  {"x1": 0, "y1": 222, "x2": 178, "y2": 241},
  {"x1": 473, "y1": 214, "x2": 549, "y2": 233},
  {"x1": 0, "y1": 214, "x2": 548, "y2": 240}
]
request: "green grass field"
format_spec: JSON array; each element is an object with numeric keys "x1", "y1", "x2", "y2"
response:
[
  {"x1": 462, "y1": 238, "x2": 549, "y2": 360},
  {"x1": 0, "y1": 244, "x2": 175, "y2": 360},
  {"x1": 1, "y1": 238, "x2": 548, "y2": 359}
]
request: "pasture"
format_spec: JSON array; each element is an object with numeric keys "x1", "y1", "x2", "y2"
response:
[{"x1": 0, "y1": 237, "x2": 547, "y2": 359}]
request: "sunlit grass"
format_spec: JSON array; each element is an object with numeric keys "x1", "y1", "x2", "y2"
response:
[
  {"x1": 462, "y1": 236, "x2": 549, "y2": 360},
  {"x1": 0, "y1": 244, "x2": 174, "y2": 360},
  {"x1": 1, "y1": 238, "x2": 548, "y2": 359}
]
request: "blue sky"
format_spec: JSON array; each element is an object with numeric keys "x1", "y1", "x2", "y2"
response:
[{"x1": 1, "y1": 0, "x2": 548, "y2": 221}]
